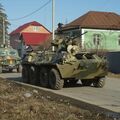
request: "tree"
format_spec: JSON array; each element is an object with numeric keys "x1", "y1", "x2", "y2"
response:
[{"x1": 0, "y1": 3, "x2": 10, "y2": 46}]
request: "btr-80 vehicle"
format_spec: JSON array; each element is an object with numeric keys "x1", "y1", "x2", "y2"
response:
[
  {"x1": 0, "y1": 46, "x2": 21, "y2": 73},
  {"x1": 21, "y1": 32, "x2": 108, "y2": 90}
]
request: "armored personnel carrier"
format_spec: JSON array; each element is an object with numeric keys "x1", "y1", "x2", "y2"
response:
[
  {"x1": 21, "y1": 32, "x2": 108, "y2": 90},
  {"x1": 0, "y1": 46, "x2": 21, "y2": 73}
]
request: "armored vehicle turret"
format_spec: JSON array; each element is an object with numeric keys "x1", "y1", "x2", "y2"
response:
[{"x1": 21, "y1": 32, "x2": 108, "y2": 90}]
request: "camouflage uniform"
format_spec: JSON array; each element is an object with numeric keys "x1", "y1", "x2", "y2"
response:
[{"x1": 65, "y1": 40, "x2": 80, "y2": 62}]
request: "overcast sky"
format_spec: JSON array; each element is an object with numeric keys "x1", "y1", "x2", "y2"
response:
[{"x1": 1, "y1": 0, "x2": 120, "y2": 33}]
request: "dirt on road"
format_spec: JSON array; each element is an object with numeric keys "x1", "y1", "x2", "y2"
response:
[{"x1": 0, "y1": 77, "x2": 114, "y2": 120}]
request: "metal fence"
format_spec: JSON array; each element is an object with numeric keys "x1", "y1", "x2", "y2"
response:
[{"x1": 106, "y1": 51, "x2": 120, "y2": 74}]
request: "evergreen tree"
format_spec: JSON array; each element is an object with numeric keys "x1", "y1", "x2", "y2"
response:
[{"x1": 0, "y1": 3, "x2": 10, "y2": 46}]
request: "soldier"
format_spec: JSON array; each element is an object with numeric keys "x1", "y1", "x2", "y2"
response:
[
  {"x1": 67, "y1": 40, "x2": 73, "y2": 54},
  {"x1": 51, "y1": 35, "x2": 63, "y2": 50},
  {"x1": 71, "y1": 40, "x2": 80, "y2": 55},
  {"x1": 65, "y1": 40, "x2": 80, "y2": 62},
  {"x1": 52, "y1": 35, "x2": 67, "y2": 53}
]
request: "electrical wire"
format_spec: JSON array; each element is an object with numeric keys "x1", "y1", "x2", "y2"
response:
[{"x1": 9, "y1": 0, "x2": 52, "y2": 21}]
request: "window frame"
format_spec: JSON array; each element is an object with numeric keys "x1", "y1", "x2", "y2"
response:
[
  {"x1": 118, "y1": 35, "x2": 120, "y2": 46},
  {"x1": 93, "y1": 33, "x2": 102, "y2": 46},
  {"x1": 33, "y1": 26, "x2": 39, "y2": 32}
]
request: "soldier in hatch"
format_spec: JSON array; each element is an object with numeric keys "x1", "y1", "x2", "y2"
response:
[
  {"x1": 65, "y1": 40, "x2": 80, "y2": 62},
  {"x1": 52, "y1": 35, "x2": 67, "y2": 53}
]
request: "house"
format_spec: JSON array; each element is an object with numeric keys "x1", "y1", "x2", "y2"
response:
[
  {"x1": 60, "y1": 11, "x2": 120, "y2": 73},
  {"x1": 61, "y1": 11, "x2": 120, "y2": 52},
  {"x1": 10, "y1": 21, "x2": 51, "y2": 57}
]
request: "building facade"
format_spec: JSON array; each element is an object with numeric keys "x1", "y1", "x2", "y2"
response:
[
  {"x1": 61, "y1": 11, "x2": 120, "y2": 52},
  {"x1": 10, "y1": 21, "x2": 51, "y2": 57},
  {"x1": 82, "y1": 28, "x2": 120, "y2": 51}
]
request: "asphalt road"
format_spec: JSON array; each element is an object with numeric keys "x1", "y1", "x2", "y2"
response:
[{"x1": 0, "y1": 72, "x2": 120, "y2": 113}]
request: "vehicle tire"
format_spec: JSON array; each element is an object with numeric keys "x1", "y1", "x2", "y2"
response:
[
  {"x1": 39, "y1": 68, "x2": 49, "y2": 87},
  {"x1": 22, "y1": 65, "x2": 29, "y2": 83},
  {"x1": 81, "y1": 79, "x2": 92, "y2": 86},
  {"x1": 93, "y1": 77, "x2": 105, "y2": 88},
  {"x1": 49, "y1": 68, "x2": 64, "y2": 90},
  {"x1": 29, "y1": 66, "x2": 38, "y2": 85},
  {"x1": 0, "y1": 66, "x2": 2, "y2": 73}
]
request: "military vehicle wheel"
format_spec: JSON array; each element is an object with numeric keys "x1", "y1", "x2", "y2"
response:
[
  {"x1": 81, "y1": 80, "x2": 92, "y2": 86},
  {"x1": 49, "y1": 68, "x2": 64, "y2": 90},
  {"x1": 39, "y1": 68, "x2": 49, "y2": 87},
  {"x1": 29, "y1": 66, "x2": 38, "y2": 85},
  {"x1": 22, "y1": 66, "x2": 29, "y2": 83},
  {"x1": 93, "y1": 77, "x2": 105, "y2": 88}
]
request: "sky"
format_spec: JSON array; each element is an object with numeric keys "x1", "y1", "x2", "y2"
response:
[{"x1": 0, "y1": 0, "x2": 120, "y2": 33}]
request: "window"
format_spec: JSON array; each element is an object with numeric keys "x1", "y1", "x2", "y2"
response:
[
  {"x1": 118, "y1": 35, "x2": 120, "y2": 46},
  {"x1": 33, "y1": 26, "x2": 39, "y2": 32},
  {"x1": 93, "y1": 34, "x2": 101, "y2": 45}
]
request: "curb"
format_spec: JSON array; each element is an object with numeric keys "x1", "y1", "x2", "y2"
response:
[{"x1": 14, "y1": 81, "x2": 120, "y2": 119}]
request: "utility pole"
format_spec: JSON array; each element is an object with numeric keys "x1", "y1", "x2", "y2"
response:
[
  {"x1": 52, "y1": 0, "x2": 55, "y2": 41},
  {"x1": 52, "y1": 0, "x2": 55, "y2": 51}
]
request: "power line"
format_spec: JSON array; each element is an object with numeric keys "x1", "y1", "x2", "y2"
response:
[{"x1": 9, "y1": 0, "x2": 52, "y2": 21}]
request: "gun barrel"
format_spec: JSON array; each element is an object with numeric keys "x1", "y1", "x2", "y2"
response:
[{"x1": 71, "y1": 31, "x2": 87, "y2": 40}]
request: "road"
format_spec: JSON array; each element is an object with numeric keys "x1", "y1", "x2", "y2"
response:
[{"x1": 0, "y1": 72, "x2": 120, "y2": 113}]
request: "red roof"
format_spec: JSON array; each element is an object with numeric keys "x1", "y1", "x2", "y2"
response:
[
  {"x1": 10, "y1": 21, "x2": 51, "y2": 35},
  {"x1": 62, "y1": 11, "x2": 120, "y2": 30},
  {"x1": 21, "y1": 33, "x2": 50, "y2": 45}
]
